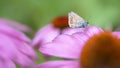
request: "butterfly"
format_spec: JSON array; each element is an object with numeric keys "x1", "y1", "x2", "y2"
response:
[{"x1": 68, "y1": 12, "x2": 89, "y2": 28}]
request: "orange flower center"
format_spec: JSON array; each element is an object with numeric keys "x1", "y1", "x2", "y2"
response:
[
  {"x1": 52, "y1": 16, "x2": 68, "y2": 29},
  {"x1": 80, "y1": 32, "x2": 120, "y2": 68}
]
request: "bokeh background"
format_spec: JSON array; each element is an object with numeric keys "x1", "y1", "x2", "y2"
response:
[
  {"x1": 0, "y1": 0, "x2": 120, "y2": 31},
  {"x1": 0, "y1": 0, "x2": 120, "y2": 65}
]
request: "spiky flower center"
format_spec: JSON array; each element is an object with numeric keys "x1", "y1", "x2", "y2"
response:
[
  {"x1": 52, "y1": 16, "x2": 68, "y2": 29},
  {"x1": 80, "y1": 32, "x2": 120, "y2": 68}
]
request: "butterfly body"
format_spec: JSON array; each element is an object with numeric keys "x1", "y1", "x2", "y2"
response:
[{"x1": 74, "y1": 22, "x2": 88, "y2": 28}]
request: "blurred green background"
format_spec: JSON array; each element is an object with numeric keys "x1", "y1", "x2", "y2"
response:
[
  {"x1": 0, "y1": 0, "x2": 120, "y2": 65},
  {"x1": 0, "y1": 0, "x2": 120, "y2": 30}
]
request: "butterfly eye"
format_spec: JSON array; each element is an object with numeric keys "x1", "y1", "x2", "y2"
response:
[{"x1": 68, "y1": 12, "x2": 89, "y2": 28}]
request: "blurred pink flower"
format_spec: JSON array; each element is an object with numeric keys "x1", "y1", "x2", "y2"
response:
[
  {"x1": 32, "y1": 16, "x2": 85, "y2": 59},
  {"x1": 32, "y1": 16, "x2": 68, "y2": 48},
  {"x1": 37, "y1": 26, "x2": 120, "y2": 68},
  {"x1": 0, "y1": 19, "x2": 37, "y2": 68},
  {"x1": 32, "y1": 25, "x2": 85, "y2": 47},
  {"x1": 0, "y1": 18, "x2": 33, "y2": 33},
  {"x1": 32, "y1": 16, "x2": 85, "y2": 47}
]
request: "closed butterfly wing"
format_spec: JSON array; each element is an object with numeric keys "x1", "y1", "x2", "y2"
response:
[{"x1": 68, "y1": 12, "x2": 88, "y2": 28}]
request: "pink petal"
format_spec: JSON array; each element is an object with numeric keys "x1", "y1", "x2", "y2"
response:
[
  {"x1": 62, "y1": 28, "x2": 85, "y2": 35},
  {"x1": 40, "y1": 34, "x2": 84, "y2": 59},
  {"x1": 32, "y1": 24, "x2": 60, "y2": 47},
  {"x1": 11, "y1": 38, "x2": 38, "y2": 60},
  {"x1": 13, "y1": 52, "x2": 35, "y2": 68},
  {"x1": 0, "y1": 24, "x2": 31, "y2": 43},
  {"x1": 112, "y1": 32, "x2": 120, "y2": 39},
  {"x1": 84, "y1": 26, "x2": 103, "y2": 37},
  {"x1": 0, "y1": 53, "x2": 15, "y2": 68},
  {"x1": 36, "y1": 60, "x2": 79, "y2": 68},
  {"x1": 0, "y1": 33, "x2": 36, "y2": 68},
  {"x1": 0, "y1": 18, "x2": 33, "y2": 33},
  {"x1": 72, "y1": 32, "x2": 89, "y2": 45},
  {"x1": 0, "y1": 34, "x2": 18, "y2": 57}
]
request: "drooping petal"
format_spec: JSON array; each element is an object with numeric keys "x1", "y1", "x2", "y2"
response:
[
  {"x1": 40, "y1": 34, "x2": 84, "y2": 59},
  {"x1": 0, "y1": 24, "x2": 37, "y2": 59},
  {"x1": 0, "y1": 53, "x2": 15, "y2": 68},
  {"x1": 62, "y1": 28, "x2": 85, "y2": 35},
  {"x1": 13, "y1": 52, "x2": 35, "y2": 68},
  {"x1": 11, "y1": 38, "x2": 38, "y2": 60},
  {"x1": 0, "y1": 34, "x2": 18, "y2": 57},
  {"x1": 0, "y1": 18, "x2": 33, "y2": 33},
  {"x1": 36, "y1": 60, "x2": 79, "y2": 68},
  {"x1": 84, "y1": 26, "x2": 103, "y2": 37},
  {"x1": 0, "y1": 20, "x2": 37, "y2": 68},
  {"x1": 0, "y1": 33, "x2": 36, "y2": 68},
  {"x1": 32, "y1": 24, "x2": 60, "y2": 47},
  {"x1": 0, "y1": 24, "x2": 31, "y2": 43}
]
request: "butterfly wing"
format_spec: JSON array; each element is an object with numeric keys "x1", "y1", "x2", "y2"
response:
[{"x1": 68, "y1": 12, "x2": 86, "y2": 28}]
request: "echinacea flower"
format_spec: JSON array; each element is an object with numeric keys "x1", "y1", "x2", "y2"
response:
[
  {"x1": 0, "y1": 19, "x2": 37, "y2": 68},
  {"x1": 32, "y1": 14, "x2": 86, "y2": 47},
  {"x1": 32, "y1": 15, "x2": 85, "y2": 59},
  {"x1": 0, "y1": 18, "x2": 33, "y2": 33},
  {"x1": 32, "y1": 16, "x2": 68, "y2": 48},
  {"x1": 37, "y1": 26, "x2": 120, "y2": 68}
]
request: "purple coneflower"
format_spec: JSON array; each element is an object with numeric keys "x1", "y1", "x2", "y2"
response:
[
  {"x1": 0, "y1": 19, "x2": 37, "y2": 68},
  {"x1": 32, "y1": 16, "x2": 68, "y2": 48},
  {"x1": 0, "y1": 18, "x2": 33, "y2": 33},
  {"x1": 37, "y1": 26, "x2": 120, "y2": 68},
  {"x1": 32, "y1": 15, "x2": 85, "y2": 47},
  {"x1": 32, "y1": 15, "x2": 85, "y2": 59}
]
